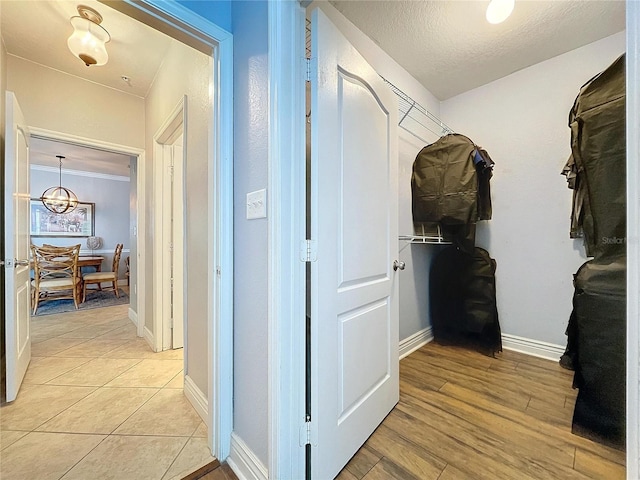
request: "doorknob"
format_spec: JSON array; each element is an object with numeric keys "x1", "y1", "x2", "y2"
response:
[
  {"x1": 14, "y1": 259, "x2": 30, "y2": 267},
  {"x1": 393, "y1": 260, "x2": 405, "y2": 271}
]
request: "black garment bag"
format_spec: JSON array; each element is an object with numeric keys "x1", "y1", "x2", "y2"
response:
[{"x1": 430, "y1": 246, "x2": 502, "y2": 355}]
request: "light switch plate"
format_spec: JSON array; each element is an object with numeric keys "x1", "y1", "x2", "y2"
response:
[{"x1": 246, "y1": 189, "x2": 267, "y2": 219}]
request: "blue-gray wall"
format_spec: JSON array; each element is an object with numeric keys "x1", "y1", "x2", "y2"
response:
[
  {"x1": 179, "y1": 0, "x2": 269, "y2": 466},
  {"x1": 30, "y1": 167, "x2": 130, "y2": 279},
  {"x1": 230, "y1": 0, "x2": 270, "y2": 466},
  {"x1": 177, "y1": 0, "x2": 231, "y2": 32}
]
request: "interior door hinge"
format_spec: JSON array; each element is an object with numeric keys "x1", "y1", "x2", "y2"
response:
[
  {"x1": 299, "y1": 417, "x2": 313, "y2": 446},
  {"x1": 300, "y1": 239, "x2": 317, "y2": 263},
  {"x1": 305, "y1": 57, "x2": 311, "y2": 82}
]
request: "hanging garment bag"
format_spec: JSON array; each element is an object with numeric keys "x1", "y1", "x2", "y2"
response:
[
  {"x1": 570, "y1": 258, "x2": 626, "y2": 448},
  {"x1": 411, "y1": 134, "x2": 494, "y2": 252},
  {"x1": 566, "y1": 53, "x2": 625, "y2": 258},
  {"x1": 429, "y1": 246, "x2": 502, "y2": 355}
]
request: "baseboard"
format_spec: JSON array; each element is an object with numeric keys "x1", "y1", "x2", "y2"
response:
[
  {"x1": 400, "y1": 328, "x2": 564, "y2": 363},
  {"x1": 117, "y1": 279, "x2": 128, "y2": 286},
  {"x1": 184, "y1": 375, "x2": 208, "y2": 423},
  {"x1": 501, "y1": 333, "x2": 565, "y2": 362},
  {"x1": 399, "y1": 326, "x2": 433, "y2": 359},
  {"x1": 226, "y1": 433, "x2": 268, "y2": 480},
  {"x1": 128, "y1": 308, "x2": 138, "y2": 328},
  {"x1": 143, "y1": 326, "x2": 154, "y2": 351}
]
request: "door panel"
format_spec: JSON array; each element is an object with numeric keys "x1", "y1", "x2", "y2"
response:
[
  {"x1": 172, "y1": 134, "x2": 184, "y2": 349},
  {"x1": 310, "y1": 9, "x2": 399, "y2": 479},
  {"x1": 4, "y1": 91, "x2": 31, "y2": 402},
  {"x1": 339, "y1": 299, "x2": 390, "y2": 418},
  {"x1": 339, "y1": 72, "x2": 390, "y2": 287}
]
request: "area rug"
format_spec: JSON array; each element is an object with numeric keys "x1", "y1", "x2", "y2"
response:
[{"x1": 33, "y1": 289, "x2": 129, "y2": 316}]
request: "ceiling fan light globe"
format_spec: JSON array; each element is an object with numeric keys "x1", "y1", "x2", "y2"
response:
[{"x1": 67, "y1": 16, "x2": 110, "y2": 66}]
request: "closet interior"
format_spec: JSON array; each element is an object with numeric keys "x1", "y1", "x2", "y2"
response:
[
  {"x1": 308, "y1": 1, "x2": 626, "y2": 477},
  {"x1": 308, "y1": 1, "x2": 626, "y2": 476}
]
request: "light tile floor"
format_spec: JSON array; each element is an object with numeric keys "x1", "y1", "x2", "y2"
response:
[{"x1": 0, "y1": 304, "x2": 215, "y2": 480}]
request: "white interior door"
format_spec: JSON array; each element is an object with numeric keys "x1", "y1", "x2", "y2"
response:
[
  {"x1": 156, "y1": 107, "x2": 185, "y2": 353},
  {"x1": 310, "y1": 9, "x2": 399, "y2": 479},
  {"x1": 4, "y1": 91, "x2": 31, "y2": 402},
  {"x1": 171, "y1": 134, "x2": 184, "y2": 349}
]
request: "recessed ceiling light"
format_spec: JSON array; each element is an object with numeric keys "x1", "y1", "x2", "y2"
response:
[{"x1": 486, "y1": 0, "x2": 515, "y2": 24}]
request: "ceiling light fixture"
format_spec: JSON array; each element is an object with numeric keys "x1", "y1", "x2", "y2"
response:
[
  {"x1": 40, "y1": 156, "x2": 79, "y2": 214},
  {"x1": 67, "y1": 5, "x2": 111, "y2": 67},
  {"x1": 486, "y1": 0, "x2": 515, "y2": 24}
]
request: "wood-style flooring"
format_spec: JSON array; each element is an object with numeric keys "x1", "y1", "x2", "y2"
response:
[
  {"x1": 337, "y1": 342, "x2": 625, "y2": 480},
  {"x1": 180, "y1": 460, "x2": 238, "y2": 480}
]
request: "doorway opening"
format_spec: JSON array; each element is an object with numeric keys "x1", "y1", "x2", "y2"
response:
[
  {"x1": 28, "y1": 130, "x2": 144, "y2": 328},
  {"x1": 2, "y1": 0, "x2": 233, "y2": 467}
]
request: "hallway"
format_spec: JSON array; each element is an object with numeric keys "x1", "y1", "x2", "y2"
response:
[{"x1": 0, "y1": 304, "x2": 214, "y2": 479}]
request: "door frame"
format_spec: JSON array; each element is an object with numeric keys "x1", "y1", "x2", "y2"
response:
[
  {"x1": 267, "y1": 1, "x2": 307, "y2": 478},
  {"x1": 152, "y1": 97, "x2": 186, "y2": 353},
  {"x1": 271, "y1": 1, "x2": 640, "y2": 479},
  {"x1": 102, "y1": 0, "x2": 234, "y2": 461},
  {"x1": 29, "y1": 127, "x2": 146, "y2": 338}
]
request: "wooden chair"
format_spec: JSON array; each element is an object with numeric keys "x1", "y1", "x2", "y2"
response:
[
  {"x1": 82, "y1": 243, "x2": 123, "y2": 302},
  {"x1": 125, "y1": 256, "x2": 130, "y2": 286},
  {"x1": 31, "y1": 243, "x2": 82, "y2": 315}
]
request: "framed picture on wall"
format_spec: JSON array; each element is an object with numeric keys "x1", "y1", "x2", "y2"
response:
[{"x1": 30, "y1": 200, "x2": 95, "y2": 237}]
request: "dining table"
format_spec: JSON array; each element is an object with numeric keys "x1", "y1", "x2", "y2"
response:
[
  {"x1": 76, "y1": 256, "x2": 105, "y2": 272},
  {"x1": 30, "y1": 255, "x2": 105, "y2": 303}
]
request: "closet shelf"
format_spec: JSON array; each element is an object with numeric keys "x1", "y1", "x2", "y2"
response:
[
  {"x1": 400, "y1": 224, "x2": 451, "y2": 246},
  {"x1": 381, "y1": 76, "x2": 454, "y2": 144},
  {"x1": 399, "y1": 235, "x2": 452, "y2": 245}
]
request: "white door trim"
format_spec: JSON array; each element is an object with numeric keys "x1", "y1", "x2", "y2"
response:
[
  {"x1": 28, "y1": 127, "x2": 146, "y2": 340},
  {"x1": 267, "y1": 2, "x2": 307, "y2": 478},
  {"x1": 152, "y1": 97, "x2": 186, "y2": 353},
  {"x1": 105, "y1": 0, "x2": 234, "y2": 461},
  {"x1": 626, "y1": 2, "x2": 639, "y2": 477}
]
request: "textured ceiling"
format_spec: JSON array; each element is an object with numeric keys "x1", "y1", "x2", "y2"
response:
[
  {"x1": 1, "y1": 0, "x2": 172, "y2": 97},
  {"x1": 329, "y1": 0, "x2": 626, "y2": 100}
]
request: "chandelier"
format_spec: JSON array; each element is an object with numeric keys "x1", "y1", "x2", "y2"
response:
[{"x1": 40, "y1": 156, "x2": 79, "y2": 214}]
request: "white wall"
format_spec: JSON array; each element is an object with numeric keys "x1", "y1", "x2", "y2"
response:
[
  {"x1": 129, "y1": 158, "x2": 138, "y2": 313},
  {"x1": 311, "y1": 1, "x2": 443, "y2": 342},
  {"x1": 6, "y1": 56, "x2": 144, "y2": 149},
  {"x1": 231, "y1": 0, "x2": 270, "y2": 466},
  {"x1": 30, "y1": 167, "x2": 130, "y2": 279},
  {"x1": 144, "y1": 39, "x2": 212, "y2": 396},
  {"x1": 440, "y1": 32, "x2": 626, "y2": 346}
]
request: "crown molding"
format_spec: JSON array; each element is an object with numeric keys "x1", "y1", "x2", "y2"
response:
[{"x1": 31, "y1": 164, "x2": 130, "y2": 182}]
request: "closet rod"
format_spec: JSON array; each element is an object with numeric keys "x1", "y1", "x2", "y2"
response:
[{"x1": 381, "y1": 76, "x2": 455, "y2": 137}]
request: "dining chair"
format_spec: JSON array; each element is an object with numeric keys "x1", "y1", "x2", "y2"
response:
[
  {"x1": 31, "y1": 243, "x2": 82, "y2": 315},
  {"x1": 82, "y1": 243, "x2": 124, "y2": 302}
]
